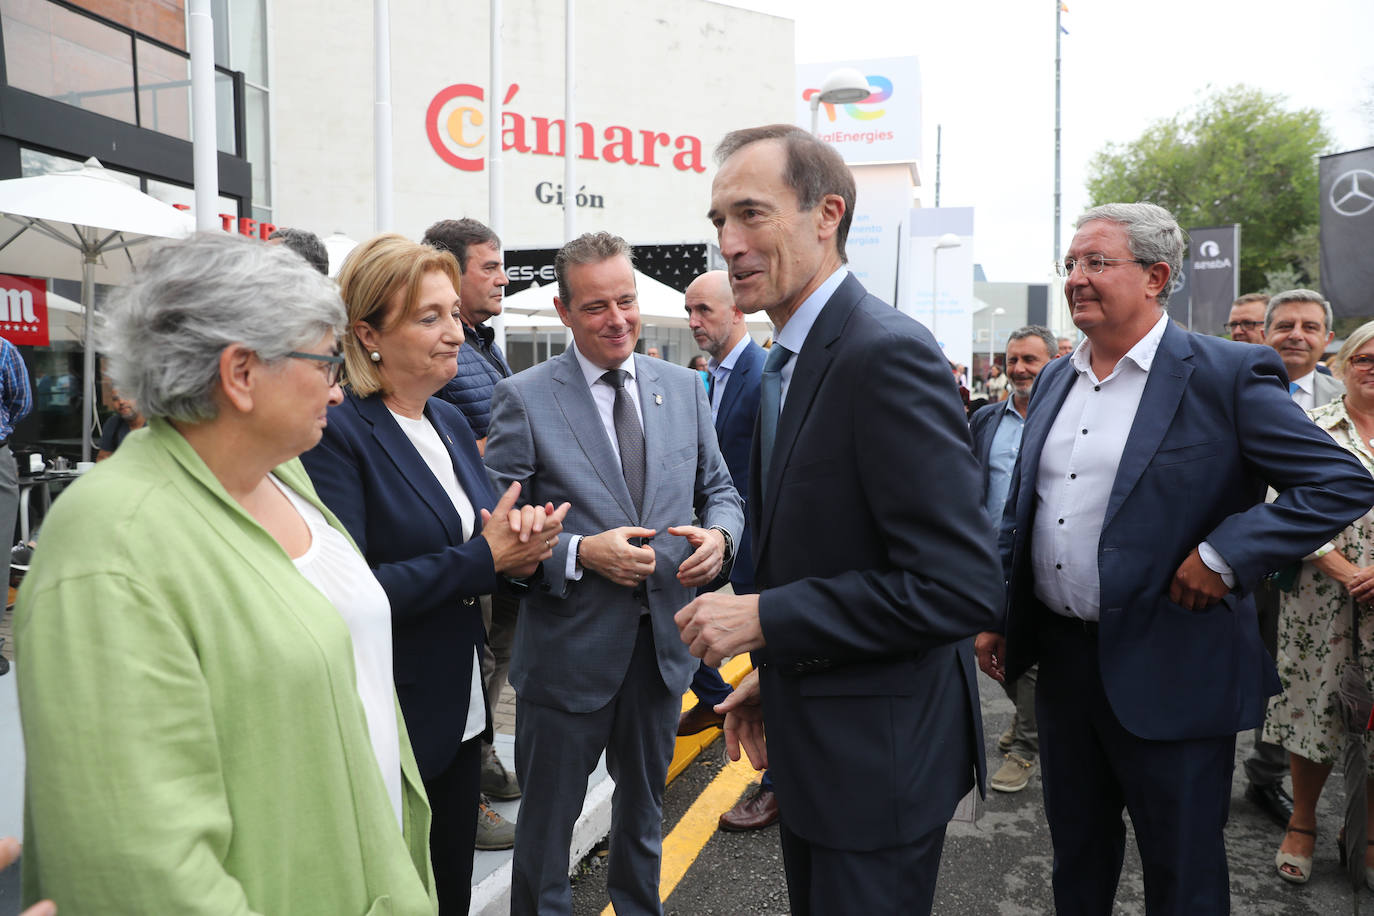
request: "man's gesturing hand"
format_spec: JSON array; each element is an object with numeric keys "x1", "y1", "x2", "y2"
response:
[
  {"x1": 667, "y1": 525, "x2": 725, "y2": 588},
  {"x1": 579, "y1": 527, "x2": 657, "y2": 587},
  {"x1": 716, "y1": 668, "x2": 767, "y2": 770},
  {"x1": 674, "y1": 593, "x2": 764, "y2": 667}
]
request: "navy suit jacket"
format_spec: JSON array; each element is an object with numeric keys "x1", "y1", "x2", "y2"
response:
[
  {"x1": 711, "y1": 337, "x2": 765, "y2": 590},
  {"x1": 1002, "y1": 322, "x2": 1374, "y2": 741},
  {"x1": 968, "y1": 397, "x2": 1013, "y2": 502},
  {"x1": 301, "y1": 390, "x2": 500, "y2": 779},
  {"x1": 751, "y1": 274, "x2": 1004, "y2": 851}
]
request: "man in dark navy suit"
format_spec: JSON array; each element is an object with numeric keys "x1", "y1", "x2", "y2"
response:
[
  {"x1": 676, "y1": 124, "x2": 1002, "y2": 915},
  {"x1": 977, "y1": 202, "x2": 1374, "y2": 915},
  {"x1": 676, "y1": 270, "x2": 779, "y2": 831}
]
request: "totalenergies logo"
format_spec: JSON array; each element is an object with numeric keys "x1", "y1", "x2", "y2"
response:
[
  {"x1": 426, "y1": 82, "x2": 706, "y2": 174},
  {"x1": 802, "y1": 75, "x2": 893, "y2": 124}
]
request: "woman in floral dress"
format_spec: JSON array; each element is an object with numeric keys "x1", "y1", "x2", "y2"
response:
[{"x1": 1267, "y1": 318, "x2": 1374, "y2": 885}]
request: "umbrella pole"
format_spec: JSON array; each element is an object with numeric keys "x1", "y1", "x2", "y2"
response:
[{"x1": 81, "y1": 250, "x2": 96, "y2": 462}]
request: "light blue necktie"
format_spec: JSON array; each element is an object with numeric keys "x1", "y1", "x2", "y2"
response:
[
  {"x1": 1289, "y1": 381, "x2": 1300, "y2": 396},
  {"x1": 759, "y1": 344, "x2": 794, "y2": 488}
]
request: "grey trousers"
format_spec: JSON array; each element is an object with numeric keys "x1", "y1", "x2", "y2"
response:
[
  {"x1": 1003, "y1": 663, "x2": 1040, "y2": 760},
  {"x1": 510, "y1": 619, "x2": 677, "y2": 916},
  {"x1": 0, "y1": 445, "x2": 17, "y2": 556}
]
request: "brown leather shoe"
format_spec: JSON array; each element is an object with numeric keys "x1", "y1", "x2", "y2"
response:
[
  {"x1": 677, "y1": 702, "x2": 726, "y2": 736},
  {"x1": 719, "y1": 783, "x2": 779, "y2": 831}
]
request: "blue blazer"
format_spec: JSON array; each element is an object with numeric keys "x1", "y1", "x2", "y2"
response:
[
  {"x1": 301, "y1": 389, "x2": 500, "y2": 779},
  {"x1": 712, "y1": 338, "x2": 765, "y2": 590},
  {"x1": 1001, "y1": 322, "x2": 1374, "y2": 741},
  {"x1": 967, "y1": 397, "x2": 1011, "y2": 500},
  {"x1": 751, "y1": 274, "x2": 1004, "y2": 851}
]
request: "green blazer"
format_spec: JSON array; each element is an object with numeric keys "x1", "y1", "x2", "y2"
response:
[{"x1": 15, "y1": 419, "x2": 437, "y2": 915}]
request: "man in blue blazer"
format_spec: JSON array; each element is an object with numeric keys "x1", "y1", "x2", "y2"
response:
[
  {"x1": 485, "y1": 232, "x2": 743, "y2": 916},
  {"x1": 677, "y1": 125, "x2": 1003, "y2": 915},
  {"x1": 677, "y1": 270, "x2": 781, "y2": 830},
  {"x1": 976, "y1": 203, "x2": 1374, "y2": 915}
]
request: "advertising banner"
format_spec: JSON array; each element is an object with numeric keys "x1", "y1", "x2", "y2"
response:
[
  {"x1": 0, "y1": 274, "x2": 49, "y2": 347},
  {"x1": 905, "y1": 208, "x2": 975, "y2": 367},
  {"x1": 1319, "y1": 146, "x2": 1374, "y2": 318},
  {"x1": 1187, "y1": 226, "x2": 1238, "y2": 333},
  {"x1": 795, "y1": 57, "x2": 921, "y2": 165}
]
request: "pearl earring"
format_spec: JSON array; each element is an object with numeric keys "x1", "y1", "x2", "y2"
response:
[{"x1": 369, "y1": 350, "x2": 381, "y2": 363}]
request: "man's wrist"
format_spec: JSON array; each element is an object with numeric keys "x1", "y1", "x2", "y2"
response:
[{"x1": 709, "y1": 525, "x2": 734, "y2": 564}]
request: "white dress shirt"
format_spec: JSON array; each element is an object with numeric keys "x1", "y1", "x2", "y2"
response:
[
  {"x1": 707, "y1": 333, "x2": 754, "y2": 421},
  {"x1": 771, "y1": 266, "x2": 848, "y2": 409},
  {"x1": 1033, "y1": 317, "x2": 1235, "y2": 621},
  {"x1": 565, "y1": 345, "x2": 643, "y2": 580},
  {"x1": 1289, "y1": 370, "x2": 1316, "y2": 411}
]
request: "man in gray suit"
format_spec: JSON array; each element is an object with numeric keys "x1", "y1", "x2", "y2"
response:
[
  {"x1": 1240, "y1": 288, "x2": 1345, "y2": 828},
  {"x1": 1264, "y1": 288, "x2": 1343, "y2": 408},
  {"x1": 485, "y1": 231, "x2": 744, "y2": 916}
]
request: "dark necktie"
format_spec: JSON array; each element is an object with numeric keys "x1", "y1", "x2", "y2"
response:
[
  {"x1": 759, "y1": 344, "x2": 793, "y2": 488},
  {"x1": 602, "y1": 369, "x2": 645, "y2": 516},
  {"x1": 705, "y1": 370, "x2": 716, "y2": 407}
]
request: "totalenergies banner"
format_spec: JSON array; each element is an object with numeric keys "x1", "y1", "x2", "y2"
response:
[{"x1": 795, "y1": 57, "x2": 921, "y2": 165}]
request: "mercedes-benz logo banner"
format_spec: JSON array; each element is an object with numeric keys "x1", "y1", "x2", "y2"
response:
[
  {"x1": 1186, "y1": 225, "x2": 1239, "y2": 334},
  {"x1": 1320, "y1": 146, "x2": 1374, "y2": 318}
]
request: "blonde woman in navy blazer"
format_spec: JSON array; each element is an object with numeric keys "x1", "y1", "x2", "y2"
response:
[{"x1": 302, "y1": 235, "x2": 567, "y2": 916}]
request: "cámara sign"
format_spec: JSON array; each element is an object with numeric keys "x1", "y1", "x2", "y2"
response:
[{"x1": 426, "y1": 83, "x2": 706, "y2": 174}]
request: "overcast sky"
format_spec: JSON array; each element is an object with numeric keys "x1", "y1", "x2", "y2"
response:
[{"x1": 719, "y1": 0, "x2": 1374, "y2": 284}]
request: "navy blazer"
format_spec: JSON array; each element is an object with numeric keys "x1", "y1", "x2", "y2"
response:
[
  {"x1": 712, "y1": 338, "x2": 765, "y2": 590},
  {"x1": 301, "y1": 390, "x2": 500, "y2": 779},
  {"x1": 968, "y1": 397, "x2": 1013, "y2": 501},
  {"x1": 751, "y1": 274, "x2": 1004, "y2": 851},
  {"x1": 1001, "y1": 322, "x2": 1374, "y2": 741}
]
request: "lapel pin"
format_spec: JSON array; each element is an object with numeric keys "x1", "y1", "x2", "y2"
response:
[{"x1": 653, "y1": 393, "x2": 663, "y2": 406}]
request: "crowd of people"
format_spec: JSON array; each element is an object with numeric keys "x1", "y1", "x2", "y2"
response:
[{"x1": 2, "y1": 120, "x2": 1372, "y2": 916}]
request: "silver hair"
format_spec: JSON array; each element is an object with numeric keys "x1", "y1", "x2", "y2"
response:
[
  {"x1": 1075, "y1": 203, "x2": 1184, "y2": 308},
  {"x1": 1006, "y1": 324, "x2": 1057, "y2": 357},
  {"x1": 1265, "y1": 288, "x2": 1333, "y2": 334},
  {"x1": 103, "y1": 232, "x2": 346, "y2": 423}
]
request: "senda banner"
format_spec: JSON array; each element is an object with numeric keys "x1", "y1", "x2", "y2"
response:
[{"x1": 795, "y1": 57, "x2": 921, "y2": 166}]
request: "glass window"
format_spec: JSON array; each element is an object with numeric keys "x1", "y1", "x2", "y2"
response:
[
  {"x1": 2, "y1": 0, "x2": 136, "y2": 125},
  {"x1": 20, "y1": 148, "x2": 139, "y2": 188},
  {"x1": 135, "y1": 39, "x2": 190, "y2": 142},
  {"x1": 230, "y1": 0, "x2": 267, "y2": 85},
  {"x1": 244, "y1": 85, "x2": 270, "y2": 209},
  {"x1": 214, "y1": 70, "x2": 237, "y2": 154},
  {"x1": 144, "y1": 179, "x2": 239, "y2": 225}
]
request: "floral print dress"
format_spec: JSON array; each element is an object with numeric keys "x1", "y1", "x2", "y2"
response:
[{"x1": 1263, "y1": 397, "x2": 1374, "y2": 765}]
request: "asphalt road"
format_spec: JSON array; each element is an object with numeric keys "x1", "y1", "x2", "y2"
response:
[{"x1": 572, "y1": 669, "x2": 1358, "y2": 915}]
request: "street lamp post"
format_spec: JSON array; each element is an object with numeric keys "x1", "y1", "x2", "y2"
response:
[
  {"x1": 989, "y1": 306, "x2": 1006, "y2": 369},
  {"x1": 809, "y1": 68, "x2": 873, "y2": 136},
  {"x1": 930, "y1": 233, "x2": 962, "y2": 347}
]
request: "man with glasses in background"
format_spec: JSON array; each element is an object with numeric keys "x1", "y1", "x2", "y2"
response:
[
  {"x1": 977, "y1": 203, "x2": 1374, "y2": 915},
  {"x1": 1224, "y1": 292, "x2": 1269, "y2": 343}
]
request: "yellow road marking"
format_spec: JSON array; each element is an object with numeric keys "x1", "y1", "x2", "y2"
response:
[{"x1": 601, "y1": 752, "x2": 761, "y2": 915}]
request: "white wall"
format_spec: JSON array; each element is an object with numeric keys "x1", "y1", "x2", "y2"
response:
[{"x1": 271, "y1": 0, "x2": 794, "y2": 248}]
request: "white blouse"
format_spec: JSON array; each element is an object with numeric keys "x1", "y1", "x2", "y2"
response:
[{"x1": 271, "y1": 475, "x2": 403, "y2": 828}]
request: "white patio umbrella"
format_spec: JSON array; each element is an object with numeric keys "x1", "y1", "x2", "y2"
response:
[
  {"x1": 322, "y1": 232, "x2": 360, "y2": 279},
  {"x1": 503, "y1": 272, "x2": 772, "y2": 330},
  {"x1": 0, "y1": 157, "x2": 195, "y2": 459}
]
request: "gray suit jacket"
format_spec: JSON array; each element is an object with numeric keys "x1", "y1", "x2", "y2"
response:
[
  {"x1": 485, "y1": 349, "x2": 743, "y2": 713},
  {"x1": 1314, "y1": 370, "x2": 1344, "y2": 407}
]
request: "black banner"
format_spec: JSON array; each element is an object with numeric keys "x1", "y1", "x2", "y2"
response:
[
  {"x1": 1319, "y1": 146, "x2": 1374, "y2": 318},
  {"x1": 1186, "y1": 225, "x2": 1238, "y2": 334}
]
